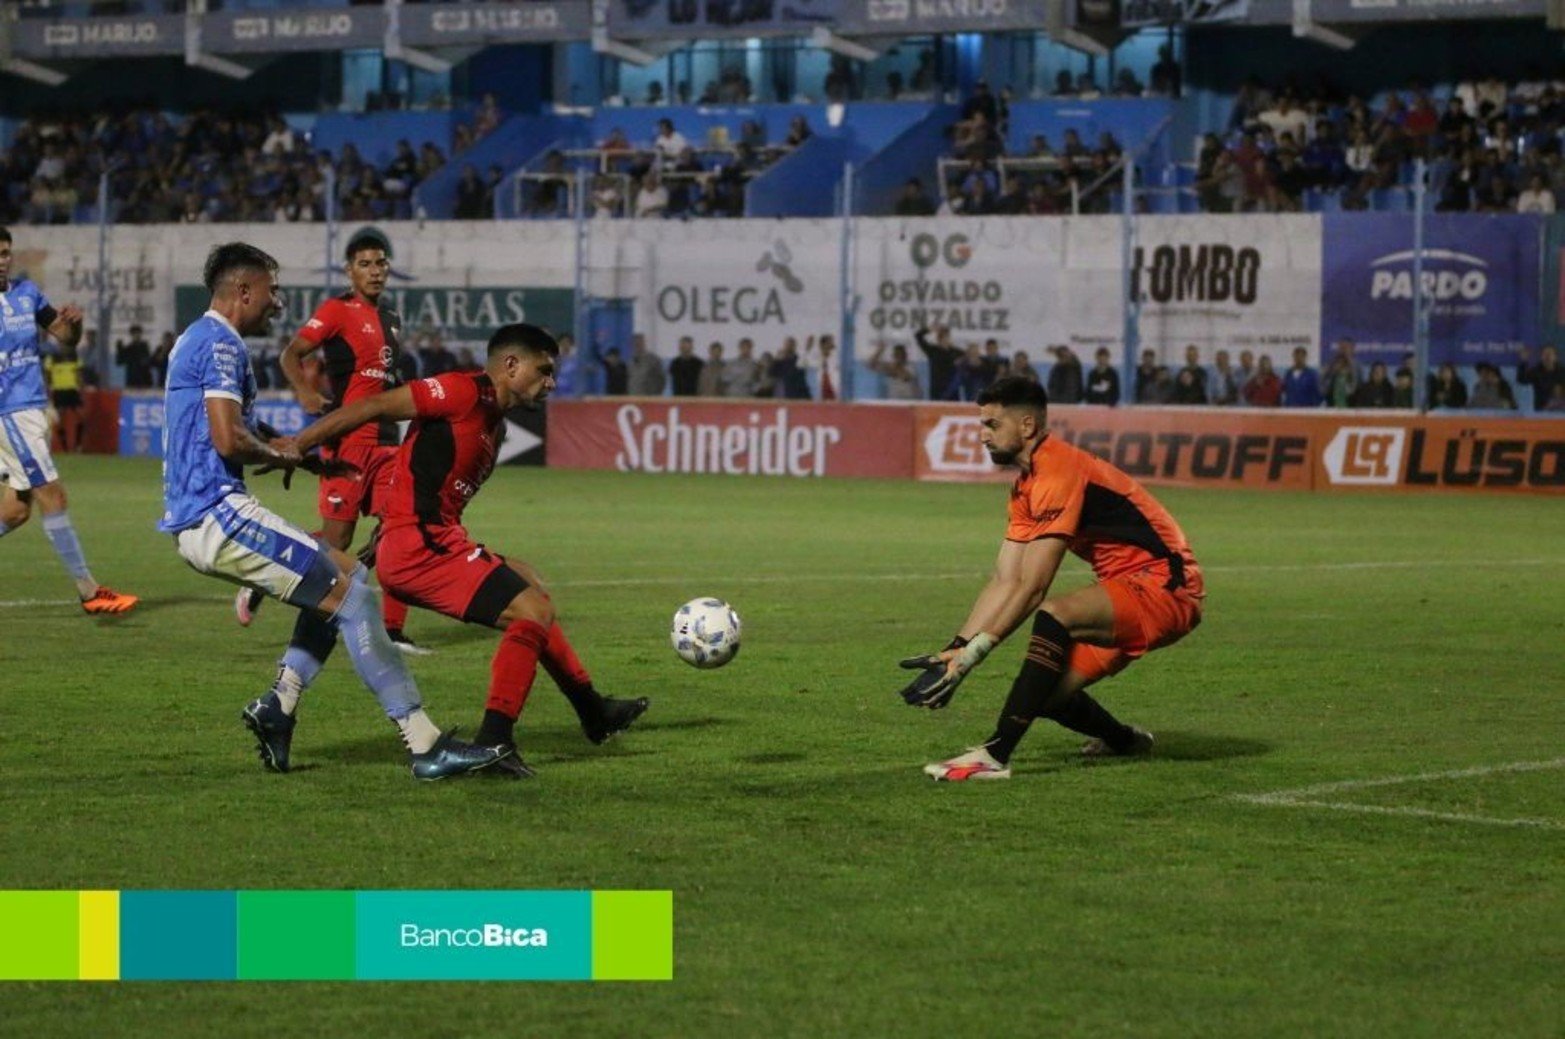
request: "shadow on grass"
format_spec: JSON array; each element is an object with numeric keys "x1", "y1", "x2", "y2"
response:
[
  {"x1": 89, "y1": 594, "x2": 221, "y2": 618},
  {"x1": 308, "y1": 723, "x2": 689, "y2": 768},
  {"x1": 735, "y1": 751, "x2": 808, "y2": 766},
  {"x1": 1143, "y1": 730, "x2": 1272, "y2": 762},
  {"x1": 1066, "y1": 730, "x2": 1273, "y2": 766}
]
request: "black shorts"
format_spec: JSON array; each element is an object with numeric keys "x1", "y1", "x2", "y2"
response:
[{"x1": 52, "y1": 390, "x2": 83, "y2": 409}]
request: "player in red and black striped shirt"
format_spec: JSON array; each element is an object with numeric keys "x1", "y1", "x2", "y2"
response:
[
  {"x1": 236, "y1": 231, "x2": 424, "y2": 651},
  {"x1": 289, "y1": 323, "x2": 649, "y2": 777}
]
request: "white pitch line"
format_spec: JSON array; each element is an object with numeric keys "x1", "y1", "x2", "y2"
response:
[
  {"x1": 1235, "y1": 758, "x2": 1565, "y2": 832},
  {"x1": 1234, "y1": 797, "x2": 1565, "y2": 831},
  {"x1": 1242, "y1": 757, "x2": 1565, "y2": 799},
  {"x1": 4, "y1": 556, "x2": 1564, "y2": 607}
]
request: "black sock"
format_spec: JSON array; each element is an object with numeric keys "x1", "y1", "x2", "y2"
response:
[
  {"x1": 543, "y1": 664, "x2": 604, "y2": 724},
  {"x1": 984, "y1": 716, "x2": 1031, "y2": 765},
  {"x1": 1041, "y1": 692, "x2": 1136, "y2": 751},
  {"x1": 984, "y1": 611, "x2": 1073, "y2": 764},
  {"x1": 290, "y1": 606, "x2": 338, "y2": 663},
  {"x1": 475, "y1": 709, "x2": 516, "y2": 747}
]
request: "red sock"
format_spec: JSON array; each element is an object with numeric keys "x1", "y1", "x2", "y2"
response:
[
  {"x1": 382, "y1": 592, "x2": 409, "y2": 633},
  {"x1": 488, "y1": 619, "x2": 548, "y2": 719},
  {"x1": 541, "y1": 621, "x2": 592, "y2": 691}
]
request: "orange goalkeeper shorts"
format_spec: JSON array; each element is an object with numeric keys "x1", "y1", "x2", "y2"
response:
[{"x1": 1066, "y1": 562, "x2": 1204, "y2": 684}]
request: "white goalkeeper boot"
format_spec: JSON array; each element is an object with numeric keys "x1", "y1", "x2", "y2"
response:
[{"x1": 923, "y1": 746, "x2": 1012, "y2": 781}]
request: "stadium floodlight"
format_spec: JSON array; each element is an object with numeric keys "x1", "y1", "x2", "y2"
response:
[
  {"x1": 1044, "y1": 0, "x2": 1124, "y2": 57},
  {"x1": 0, "y1": 55, "x2": 66, "y2": 87},
  {"x1": 591, "y1": 30, "x2": 679, "y2": 68},
  {"x1": 808, "y1": 27, "x2": 896, "y2": 64},
  {"x1": 1290, "y1": 7, "x2": 1363, "y2": 51},
  {"x1": 0, "y1": 5, "x2": 66, "y2": 85}
]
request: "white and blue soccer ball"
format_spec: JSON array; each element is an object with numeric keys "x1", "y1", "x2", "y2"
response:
[{"x1": 671, "y1": 598, "x2": 742, "y2": 669}]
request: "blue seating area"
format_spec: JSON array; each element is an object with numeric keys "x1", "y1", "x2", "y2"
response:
[{"x1": 480, "y1": 103, "x2": 935, "y2": 221}]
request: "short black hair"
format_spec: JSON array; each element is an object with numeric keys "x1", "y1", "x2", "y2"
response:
[
  {"x1": 345, "y1": 230, "x2": 390, "y2": 262},
  {"x1": 0, "y1": 226, "x2": 10, "y2": 244},
  {"x1": 488, "y1": 323, "x2": 559, "y2": 360},
  {"x1": 976, "y1": 375, "x2": 1049, "y2": 415},
  {"x1": 203, "y1": 242, "x2": 279, "y2": 294}
]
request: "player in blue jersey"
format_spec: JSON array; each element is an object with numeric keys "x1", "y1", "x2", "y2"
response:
[
  {"x1": 161, "y1": 241, "x2": 512, "y2": 781},
  {"x1": 0, "y1": 228, "x2": 138, "y2": 614}
]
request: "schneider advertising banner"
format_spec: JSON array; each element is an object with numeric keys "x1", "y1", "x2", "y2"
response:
[
  {"x1": 1320, "y1": 213, "x2": 1542, "y2": 367},
  {"x1": 546, "y1": 399, "x2": 915, "y2": 479}
]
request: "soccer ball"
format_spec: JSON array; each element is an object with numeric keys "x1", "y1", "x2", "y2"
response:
[{"x1": 671, "y1": 598, "x2": 742, "y2": 669}]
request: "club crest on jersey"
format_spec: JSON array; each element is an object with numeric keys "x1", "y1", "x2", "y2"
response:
[{"x1": 422, "y1": 378, "x2": 445, "y2": 399}]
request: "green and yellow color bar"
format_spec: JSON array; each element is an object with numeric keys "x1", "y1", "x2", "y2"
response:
[{"x1": 0, "y1": 890, "x2": 672, "y2": 981}]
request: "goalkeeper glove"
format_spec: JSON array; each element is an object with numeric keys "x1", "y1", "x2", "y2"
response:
[{"x1": 896, "y1": 632, "x2": 997, "y2": 710}]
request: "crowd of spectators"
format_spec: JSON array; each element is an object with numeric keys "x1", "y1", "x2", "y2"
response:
[
  {"x1": 553, "y1": 333, "x2": 841, "y2": 400},
  {"x1": 516, "y1": 116, "x2": 800, "y2": 220},
  {"x1": 99, "y1": 311, "x2": 1562, "y2": 412},
  {"x1": 0, "y1": 101, "x2": 505, "y2": 226},
  {"x1": 1120, "y1": 340, "x2": 1563, "y2": 411},
  {"x1": 1196, "y1": 70, "x2": 1565, "y2": 213},
  {"x1": 848, "y1": 326, "x2": 1562, "y2": 411},
  {"x1": 939, "y1": 80, "x2": 1127, "y2": 216}
]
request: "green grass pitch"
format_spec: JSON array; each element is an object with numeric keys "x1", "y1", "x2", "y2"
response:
[{"x1": 2, "y1": 456, "x2": 1562, "y2": 1038}]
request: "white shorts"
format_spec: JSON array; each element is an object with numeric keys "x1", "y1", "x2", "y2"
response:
[
  {"x1": 174, "y1": 493, "x2": 326, "y2": 605},
  {"x1": 0, "y1": 408, "x2": 59, "y2": 492}
]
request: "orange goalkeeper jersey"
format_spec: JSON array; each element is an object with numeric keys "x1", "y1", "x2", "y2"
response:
[{"x1": 1006, "y1": 435, "x2": 1203, "y2": 594}]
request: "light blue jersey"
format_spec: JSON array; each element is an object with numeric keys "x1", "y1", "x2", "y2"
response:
[
  {"x1": 159, "y1": 311, "x2": 255, "y2": 533},
  {"x1": 0, "y1": 278, "x2": 54, "y2": 416}
]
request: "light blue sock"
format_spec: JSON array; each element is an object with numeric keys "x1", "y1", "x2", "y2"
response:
[
  {"x1": 333, "y1": 577, "x2": 422, "y2": 723},
  {"x1": 270, "y1": 644, "x2": 326, "y2": 715},
  {"x1": 41, "y1": 511, "x2": 97, "y2": 598}
]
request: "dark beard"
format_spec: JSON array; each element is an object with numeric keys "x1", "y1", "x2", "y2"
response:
[{"x1": 987, "y1": 447, "x2": 1017, "y2": 466}]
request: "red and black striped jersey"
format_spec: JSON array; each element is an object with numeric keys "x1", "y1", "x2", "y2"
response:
[
  {"x1": 380, "y1": 371, "x2": 502, "y2": 530},
  {"x1": 296, "y1": 292, "x2": 404, "y2": 452}
]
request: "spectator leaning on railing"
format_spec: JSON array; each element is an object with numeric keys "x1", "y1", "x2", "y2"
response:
[
  {"x1": 1282, "y1": 347, "x2": 1324, "y2": 407},
  {"x1": 1045, "y1": 346, "x2": 1083, "y2": 404},
  {"x1": 1516, "y1": 345, "x2": 1562, "y2": 409},
  {"x1": 627, "y1": 334, "x2": 666, "y2": 396},
  {"x1": 1428, "y1": 362, "x2": 1468, "y2": 408},
  {"x1": 1468, "y1": 362, "x2": 1518, "y2": 409},
  {"x1": 1210, "y1": 350, "x2": 1240, "y2": 406},
  {"x1": 669, "y1": 337, "x2": 702, "y2": 396},
  {"x1": 1084, "y1": 348, "x2": 1120, "y2": 405},
  {"x1": 870, "y1": 342, "x2": 922, "y2": 400},
  {"x1": 1350, "y1": 362, "x2": 1396, "y2": 408},
  {"x1": 721, "y1": 338, "x2": 762, "y2": 397},
  {"x1": 1244, "y1": 355, "x2": 1283, "y2": 407}
]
